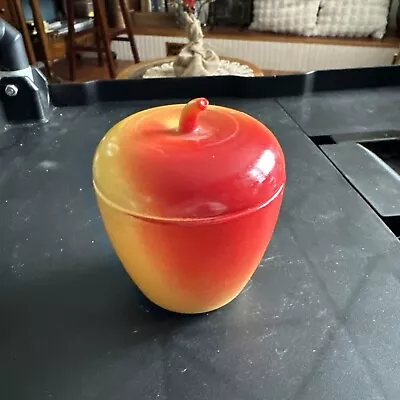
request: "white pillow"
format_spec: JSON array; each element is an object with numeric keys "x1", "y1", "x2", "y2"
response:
[
  {"x1": 250, "y1": 0, "x2": 322, "y2": 36},
  {"x1": 250, "y1": 0, "x2": 391, "y2": 39},
  {"x1": 313, "y1": 0, "x2": 391, "y2": 39}
]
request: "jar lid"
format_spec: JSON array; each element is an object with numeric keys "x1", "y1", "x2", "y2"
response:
[{"x1": 93, "y1": 98, "x2": 286, "y2": 222}]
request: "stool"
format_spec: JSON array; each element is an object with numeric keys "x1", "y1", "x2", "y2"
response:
[{"x1": 66, "y1": 0, "x2": 140, "y2": 82}]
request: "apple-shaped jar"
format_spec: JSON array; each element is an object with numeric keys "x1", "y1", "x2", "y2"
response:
[{"x1": 93, "y1": 98, "x2": 286, "y2": 314}]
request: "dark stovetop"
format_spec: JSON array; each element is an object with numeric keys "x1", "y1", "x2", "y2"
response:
[{"x1": 1, "y1": 67, "x2": 400, "y2": 400}]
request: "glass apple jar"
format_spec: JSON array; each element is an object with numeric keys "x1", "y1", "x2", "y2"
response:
[{"x1": 93, "y1": 98, "x2": 286, "y2": 314}]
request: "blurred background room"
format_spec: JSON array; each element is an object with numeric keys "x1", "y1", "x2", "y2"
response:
[{"x1": 1, "y1": 0, "x2": 400, "y2": 81}]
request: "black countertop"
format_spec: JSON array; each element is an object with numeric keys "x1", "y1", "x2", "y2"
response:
[
  {"x1": 1, "y1": 68, "x2": 400, "y2": 400},
  {"x1": 278, "y1": 87, "x2": 400, "y2": 136}
]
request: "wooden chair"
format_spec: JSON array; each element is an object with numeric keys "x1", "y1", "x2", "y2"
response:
[
  {"x1": 5, "y1": 0, "x2": 36, "y2": 66},
  {"x1": 65, "y1": 0, "x2": 140, "y2": 81},
  {"x1": 10, "y1": 0, "x2": 54, "y2": 79}
]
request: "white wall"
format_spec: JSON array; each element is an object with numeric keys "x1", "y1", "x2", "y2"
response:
[{"x1": 113, "y1": 36, "x2": 396, "y2": 72}]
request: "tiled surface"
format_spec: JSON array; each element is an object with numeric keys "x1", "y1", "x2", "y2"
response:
[
  {"x1": 346, "y1": 264, "x2": 400, "y2": 400},
  {"x1": 295, "y1": 327, "x2": 385, "y2": 400}
]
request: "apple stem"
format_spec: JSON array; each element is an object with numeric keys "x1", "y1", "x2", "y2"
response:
[{"x1": 179, "y1": 98, "x2": 209, "y2": 134}]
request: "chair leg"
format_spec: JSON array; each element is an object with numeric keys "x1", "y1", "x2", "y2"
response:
[
  {"x1": 93, "y1": 0, "x2": 116, "y2": 79},
  {"x1": 13, "y1": 0, "x2": 37, "y2": 66},
  {"x1": 119, "y1": 0, "x2": 140, "y2": 63},
  {"x1": 29, "y1": 0, "x2": 53, "y2": 79},
  {"x1": 66, "y1": 0, "x2": 77, "y2": 81},
  {"x1": 94, "y1": 15, "x2": 104, "y2": 67}
]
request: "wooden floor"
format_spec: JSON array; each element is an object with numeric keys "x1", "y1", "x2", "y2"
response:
[
  {"x1": 52, "y1": 59, "x2": 134, "y2": 82},
  {"x1": 51, "y1": 57, "x2": 297, "y2": 82}
]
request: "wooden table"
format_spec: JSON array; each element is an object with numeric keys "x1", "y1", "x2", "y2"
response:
[{"x1": 117, "y1": 56, "x2": 264, "y2": 79}]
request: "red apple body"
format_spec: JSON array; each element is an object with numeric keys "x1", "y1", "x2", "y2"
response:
[{"x1": 93, "y1": 99, "x2": 286, "y2": 313}]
